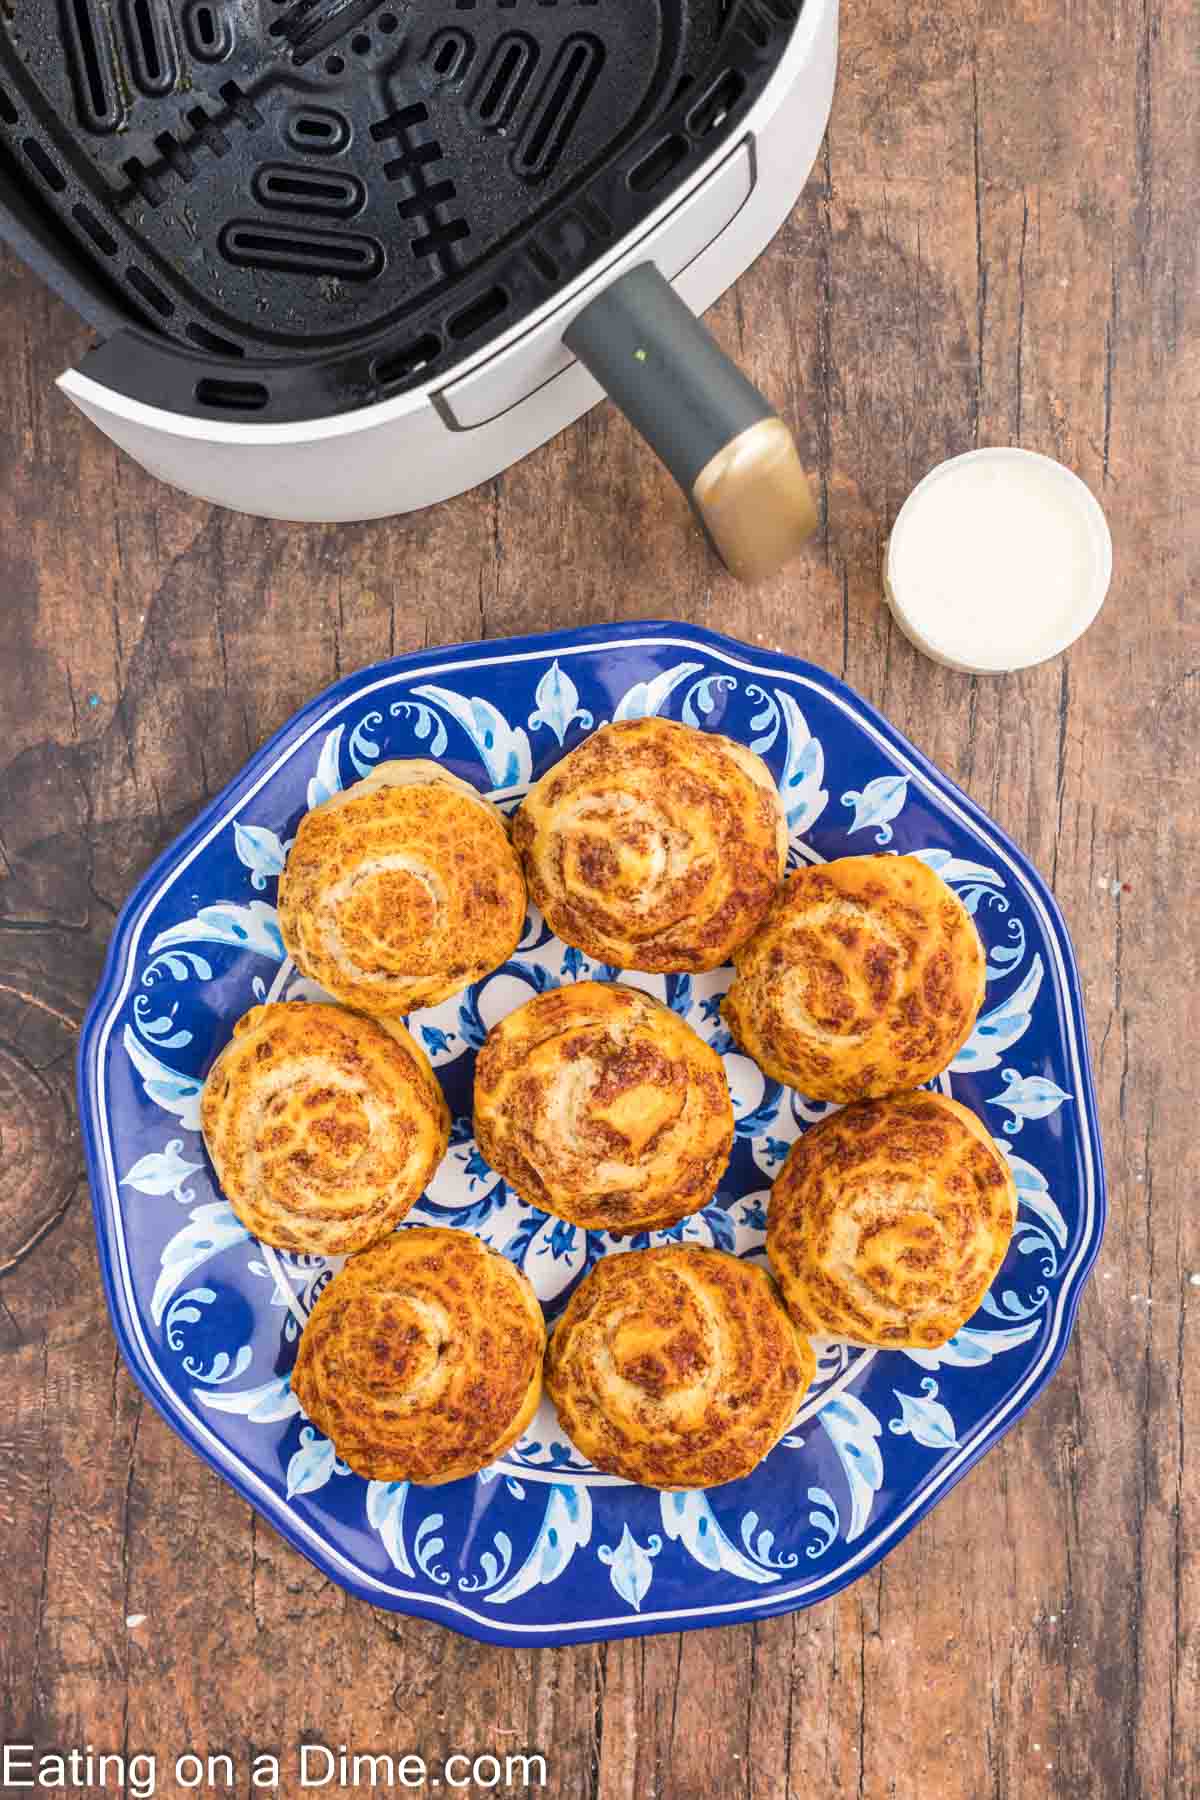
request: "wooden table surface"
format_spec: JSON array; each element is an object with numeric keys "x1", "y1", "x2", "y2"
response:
[{"x1": 1, "y1": 0, "x2": 1196, "y2": 1791}]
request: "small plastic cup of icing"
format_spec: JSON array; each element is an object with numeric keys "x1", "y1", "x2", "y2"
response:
[{"x1": 884, "y1": 448, "x2": 1113, "y2": 673}]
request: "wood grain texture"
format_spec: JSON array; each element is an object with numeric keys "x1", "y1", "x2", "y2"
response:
[{"x1": 0, "y1": 0, "x2": 1196, "y2": 1786}]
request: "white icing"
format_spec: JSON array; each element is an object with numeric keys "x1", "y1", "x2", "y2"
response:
[{"x1": 885, "y1": 449, "x2": 1112, "y2": 672}]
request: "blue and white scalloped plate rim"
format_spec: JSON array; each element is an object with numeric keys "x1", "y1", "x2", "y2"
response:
[{"x1": 78, "y1": 620, "x2": 1105, "y2": 1645}]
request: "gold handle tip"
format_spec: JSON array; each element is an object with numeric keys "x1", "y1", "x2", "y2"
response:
[{"x1": 692, "y1": 417, "x2": 819, "y2": 584}]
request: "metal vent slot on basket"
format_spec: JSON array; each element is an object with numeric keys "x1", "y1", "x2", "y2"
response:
[
  {"x1": 286, "y1": 108, "x2": 351, "y2": 154},
  {"x1": 424, "y1": 29, "x2": 475, "y2": 87},
  {"x1": 183, "y1": 2, "x2": 234, "y2": 62},
  {"x1": 122, "y1": 0, "x2": 178, "y2": 97},
  {"x1": 446, "y1": 283, "x2": 508, "y2": 340},
  {"x1": 219, "y1": 222, "x2": 385, "y2": 279},
  {"x1": 515, "y1": 35, "x2": 603, "y2": 179},
  {"x1": 24, "y1": 137, "x2": 68, "y2": 193},
  {"x1": 187, "y1": 321, "x2": 244, "y2": 356},
  {"x1": 64, "y1": 0, "x2": 124, "y2": 133},
  {"x1": 253, "y1": 165, "x2": 366, "y2": 216},
  {"x1": 72, "y1": 201, "x2": 118, "y2": 254},
  {"x1": 195, "y1": 376, "x2": 268, "y2": 409},
  {"x1": 126, "y1": 264, "x2": 173, "y2": 314},
  {"x1": 472, "y1": 35, "x2": 539, "y2": 132}
]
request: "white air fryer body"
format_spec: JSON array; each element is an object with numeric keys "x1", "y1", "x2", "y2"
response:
[{"x1": 58, "y1": 0, "x2": 838, "y2": 522}]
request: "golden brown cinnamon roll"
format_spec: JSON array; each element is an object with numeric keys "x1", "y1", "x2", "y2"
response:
[
  {"x1": 513, "y1": 718, "x2": 786, "y2": 972},
  {"x1": 200, "y1": 1001, "x2": 449, "y2": 1256},
  {"x1": 767, "y1": 1091, "x2": 1017, "y2": 1348},
  {"x1": 545, "y1": 1246, "x2": 814, "y2": 1488},
  {"x1": 278, "y1": 759, "x2": 526, "y2": 1015},
  {"x1": 291, "y1": 1227, "x2": 545, "y2": 1484},
  {"x1": 473, "y1": 981, "x2": 734, "y2": 1234},
  {"x1": 723, "y1": 854, "x2": 986, "y2": 1101}
]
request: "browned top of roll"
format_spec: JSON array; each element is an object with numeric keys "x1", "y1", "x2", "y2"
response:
[
  {"x1": 200, "y1": 1001, "x2": 449, "y2": 1257},
  {"x1": 473, "y1": 980, "x2": 734, "y2": 1234},
  {"x1": 545, "y1": 1246, "x2": 814, "y2": 1489},
  {"x1": 723, "y1": 854, "x2": 986, "y2": 1102},
  {"x1": 291, "y1": 1227, "x2": 546, "y2": 1485},
  {"x1": 278, "y1": 760, "x2": 527, "y2": 1015},
  {"x1": 766, "y1": 1092, "x2": 1017, "y2": 1349},
  {"x1": 513, "y1": 718, "x2": 787, "y2": 973}
]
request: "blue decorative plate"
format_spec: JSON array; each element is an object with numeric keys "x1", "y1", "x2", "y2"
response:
[{"x1": 78, "y1": 622, "x2": 1105, "y2": 1645}]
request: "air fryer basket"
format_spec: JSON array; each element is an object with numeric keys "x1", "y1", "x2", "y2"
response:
[{"x1": 0, "y1": 0, "x2": 802, "y2": 423}]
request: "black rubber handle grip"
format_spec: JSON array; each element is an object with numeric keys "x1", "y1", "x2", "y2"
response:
[
  {"x1": 564, "y1": 262, "x2": 817, "y2": 582},
  {"x1": 565, "y1": 260, "x2": 771, "y2": 491}
]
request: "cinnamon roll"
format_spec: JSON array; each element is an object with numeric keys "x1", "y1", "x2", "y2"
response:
[
  {"x1": 292, "y1": 1227, "x2": 545, "y2": 1484},
  {"x1": 545, "y1": 1246, "x2": 814, "y2": 1488},
  {"x1": 278, "y1": 759, "x2": 526, "y2": 1015},
  {"x1": 473, "y1": 980, "x2": 734, "y2": 1234},
  {"x1": 767, "y1": 1091, "x2": 1017, "y2": 1348},
  {"x1": 200, "y1": 1001, "x2": 449, "y2": 1256},
  {"x1": 723, "y1": 854, "x2": 986, "y2": 1101},
  {"x1": 513, "y1": 718, "x2": 786, "y2": 972}
]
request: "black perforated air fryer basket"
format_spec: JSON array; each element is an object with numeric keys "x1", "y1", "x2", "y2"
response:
[{"x1": 0, "y1": 0, "x2": 802, "y2": 424}]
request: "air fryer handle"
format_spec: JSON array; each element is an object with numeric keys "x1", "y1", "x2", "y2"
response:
[{"x1": 564, "y1": 262, "x2": 818, "y2": 584}]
